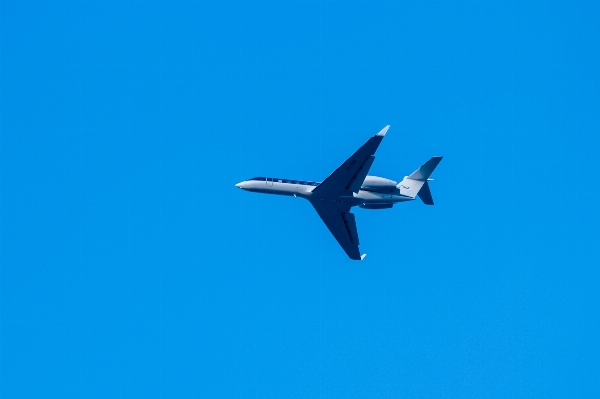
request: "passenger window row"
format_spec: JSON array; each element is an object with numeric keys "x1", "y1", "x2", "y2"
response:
[{"x1": 250, "y1": 177, "x2": 319, "y2": 186}]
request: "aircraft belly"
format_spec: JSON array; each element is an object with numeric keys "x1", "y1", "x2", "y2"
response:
[
  {"x1": 250, "y1": 188, "x2": 294, "y2": 196},
  {"x1": 355, "y1": 191, "x2": 410, "y2": 203},
  {"x1": 251, "y1": 182, "x2": 313, "y2": 197}
]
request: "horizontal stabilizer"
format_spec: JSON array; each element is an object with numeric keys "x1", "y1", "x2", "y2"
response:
[
  {"x1": 417, "y1": 181, "x2": 434, "y2": 205},
  {"x1": 408, "y1": 156, "x2": 443, "y2": 181}
]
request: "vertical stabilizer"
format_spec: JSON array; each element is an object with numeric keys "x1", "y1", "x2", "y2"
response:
[
  {"x1": 397, "y1": 156, "x2": 442, "y2": 200},
  {"x1": 397, "y1": 178, "x2": 426, "y2": 198}
]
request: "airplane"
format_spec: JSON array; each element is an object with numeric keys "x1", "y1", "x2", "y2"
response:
[{"x1": 235, "y1": 126, "x2": 442, "y2": 260}]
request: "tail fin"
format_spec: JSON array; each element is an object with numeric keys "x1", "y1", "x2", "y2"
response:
[{"x1": 397, "y1": 156, "x2": 442, "y2": 204}]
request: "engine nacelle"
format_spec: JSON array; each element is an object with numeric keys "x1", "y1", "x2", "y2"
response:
[{"x1": 361, "y1": 176, "x2": 398, "y2": 193}]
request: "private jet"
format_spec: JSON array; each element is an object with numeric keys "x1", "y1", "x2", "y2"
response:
[{"x1": 236, "y1": 126, "x2": 442, "y2": 260}]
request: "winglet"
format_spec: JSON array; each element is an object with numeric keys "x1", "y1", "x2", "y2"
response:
[
  {"x1": 376, "y1": 125, "x2": 390, "y2": 137},
  {"x1": 360, "y1": 254, "x2": 367, "y2": 260}
]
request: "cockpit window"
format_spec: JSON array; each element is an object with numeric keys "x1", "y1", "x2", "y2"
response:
[{"x1": 250, "y1": 177, "x2": 265, "y2": 181}]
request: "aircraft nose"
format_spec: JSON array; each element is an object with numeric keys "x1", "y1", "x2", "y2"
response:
[{"x1": 235, "y1": 182, "x2": 244, "y2": 188}]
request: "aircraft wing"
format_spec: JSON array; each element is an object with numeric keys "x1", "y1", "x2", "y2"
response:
[
  {"x1": 312, "y1": 126, "x2": 389, "y2": 198},
  {"x1": 312, "y1": 200, "x2": 364, "y2": 260}
]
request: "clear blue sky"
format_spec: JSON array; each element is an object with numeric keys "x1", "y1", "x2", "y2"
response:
[{"x1": 2, "y1": 1, "x2": 599, "y2": 398}]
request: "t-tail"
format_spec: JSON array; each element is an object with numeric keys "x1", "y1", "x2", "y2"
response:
[{"x1": 397, "y1": 156, "x2": 443, "y2": 205}]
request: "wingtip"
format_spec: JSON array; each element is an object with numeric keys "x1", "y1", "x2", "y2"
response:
[
  {"x1": 376, "y1": 125, "x2": 390, "y2": 137},
  {"x1": 360, "y1": 254, "x2": 367, "y2": 260}
]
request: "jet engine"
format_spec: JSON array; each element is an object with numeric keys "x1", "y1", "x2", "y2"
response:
[{"x1": 361, "y1": 176, "x2": 398, "y2": 193}]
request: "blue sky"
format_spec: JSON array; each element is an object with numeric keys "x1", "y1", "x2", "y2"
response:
[{"x1": 1, "y1": 1, "x2": 599, "y2": 398}]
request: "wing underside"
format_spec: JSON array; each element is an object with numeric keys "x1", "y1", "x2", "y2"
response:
[
  {"x1": 310, "y1": 126, "x2": 389, "y2": 260},
  {"x1": 312, "y1": 126, "x2": 388, "y2": 198},
  {"x1": 312, "y1": 201, "x2": 362, "y2": 260}
]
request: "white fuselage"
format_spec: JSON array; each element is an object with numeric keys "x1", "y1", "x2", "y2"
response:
[
  {"x1": 235, "y1": 176, "x2": 413, "y2": 207},
  {"x1": 235, "y1": 126, "x2": 442, "y2": 260}
]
